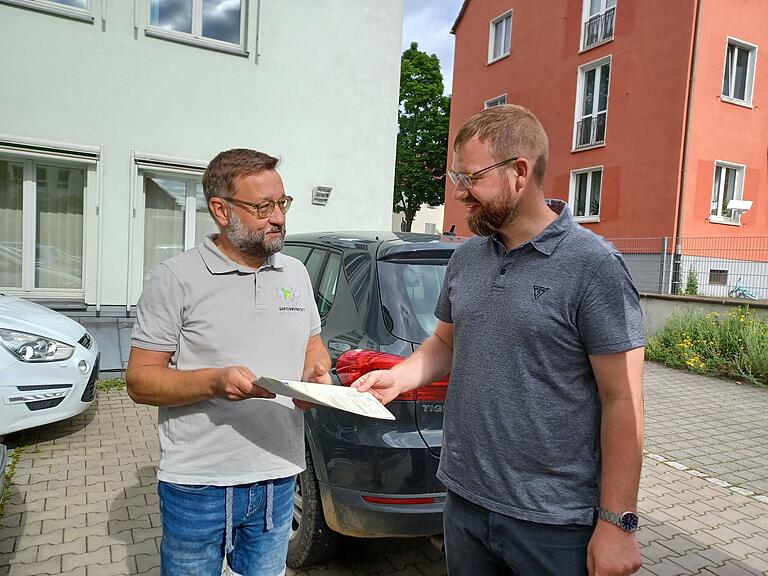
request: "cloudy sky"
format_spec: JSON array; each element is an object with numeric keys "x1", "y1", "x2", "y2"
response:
[{"x1": 402, "y1": 0, "x2": 465, "y2": 95}]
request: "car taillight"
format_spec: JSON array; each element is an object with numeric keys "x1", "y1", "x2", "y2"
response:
[{"x1": 336, "y1": 349, "x2": 448, "y2": 402}]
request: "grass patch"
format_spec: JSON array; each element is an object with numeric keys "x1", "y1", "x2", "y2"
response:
[
  {"x1": 97, "y1": 378, "x2": 126, "y2": 392},
  {"x1": 646, "y1": 306, "x2": 768, "y2": 387},
  {"x1": 0, "y1": 443, "x2": 27, "y2": 522}
]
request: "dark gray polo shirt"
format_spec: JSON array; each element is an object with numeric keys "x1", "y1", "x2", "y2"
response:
[
  {"x1": 435, "y1": 200, "x2": 644, "y2": 525},
  {"x1": 131, "y1": 237, "x2": 321, "y2": 485}
]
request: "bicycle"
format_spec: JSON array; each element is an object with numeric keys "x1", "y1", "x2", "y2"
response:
[{"x1": 728, "y1": 277, "x2": 759, "y2": 300}]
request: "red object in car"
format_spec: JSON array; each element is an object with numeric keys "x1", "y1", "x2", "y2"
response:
[{"x1": 336, "y1": 349, "x2": 448, "y2": 401}]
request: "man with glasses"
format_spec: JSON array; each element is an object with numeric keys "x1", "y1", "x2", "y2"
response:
[
  {"x1": 355, "y1": 105, "x2": 644, "y2": 576},
  {"x1": 127, "y1": 148, "x2": 331, "y2": 576}
]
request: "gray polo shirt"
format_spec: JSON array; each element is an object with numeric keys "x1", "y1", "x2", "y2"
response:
[
  {"x1": 435, "y1": 200, "x2": 644, "y2": 525},
  {"x1": 131, "y1": 236, "x2": 321, "y2": 485}
]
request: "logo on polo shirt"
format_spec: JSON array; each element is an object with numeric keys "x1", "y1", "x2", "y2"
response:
[
  {"x1": 533, "y1": 286, "x2": 549, "y2": 301},
  {"x1": 276, "y1": 284, "x2": 306, "y2": 312}
]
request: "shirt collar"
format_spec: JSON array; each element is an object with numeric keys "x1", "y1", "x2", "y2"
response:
[
  {"x1": 199, "y1": 235, "x2": 287, "y2": 275},
  {"x1": 487, "y1": 199, "x2": 573, "y2": 257}
]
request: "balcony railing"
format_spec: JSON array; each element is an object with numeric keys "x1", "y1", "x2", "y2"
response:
[
  {"x1": 574, "y1": 114, "x2": 607, "y2": 149},
  {"x1": 583, "y1": 7, "x2": 615, "y2": 50}
]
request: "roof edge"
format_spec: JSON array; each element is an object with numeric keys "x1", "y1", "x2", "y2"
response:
[{"x1": 450, "y1": 0, "x2": 470, "y2": 34}]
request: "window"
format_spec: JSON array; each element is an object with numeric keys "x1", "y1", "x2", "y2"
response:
[
  {"x1": 574, "y1": 57, "x2": 611, "y2": 150},
  {"x1": 317, "y1": 253, "x2": 341, "y2": 317},
  {"x1": 709, "y1": 269, "x2": 728, "y2": 286},
  {"x1": 484, "y1": 95, "x2": 507, "y2": 109},
  {"x1": 581, "y1": 0, "x2": 616, "y2": 51},
  {"x1": 488, "y1": 11, "x2": 512, "y2": 63},
  {"x1": 722, "y1": 39, "x2": 758, "y2": 106},
  {"x1": 569, "y1": 167, "x2": 602, "y2": 221},
  {"x1": 147, "y1": 0, "x2": 246, "y2": 52},
  {"x1": 0, "y1": 158, "x2": 87, "y2": 291},
  {"x1": 0, "y1": 0, "x2": 92, "y2": 21},
  {"x1": 424, "y1": 223, "x2": 438, "y2": 234},
  {"x1": 141, "y1": 173, "x2": 216, "y2": 282},
  {"x1": 710, "y1": 161, "x2": 745, "y2": 225}
]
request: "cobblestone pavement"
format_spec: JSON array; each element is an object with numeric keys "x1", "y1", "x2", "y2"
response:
[
  {"x1": 644, "y1": 363, "x2": 768, "y2": 496},
  {"x1": 1, "y1": 363, "x2": 767, "y2": 575}
]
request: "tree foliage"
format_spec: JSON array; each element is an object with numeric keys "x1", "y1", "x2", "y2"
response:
[{"x1": 394, "y1": 42, "x2": 451, "y2": 232}]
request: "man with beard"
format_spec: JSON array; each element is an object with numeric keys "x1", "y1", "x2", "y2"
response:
[
  {"x1": 354, "y1": 106, "x2": 645, "y2": 576},
  {"x1": 126, "y1": 148, "x2": 330, "y2": 576}
]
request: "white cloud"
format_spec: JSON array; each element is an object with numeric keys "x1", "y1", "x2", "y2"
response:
[{"x1": 402, "y1": 0, "x2": 464, "y2": 95}]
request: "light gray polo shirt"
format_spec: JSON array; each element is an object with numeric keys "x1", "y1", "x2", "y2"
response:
[
  {"x1": 131, "y1": 236, "x2": 321, "y2": 485},
  {"x1": 435, "y1": 200, "x2": 645, "y2": 525}
]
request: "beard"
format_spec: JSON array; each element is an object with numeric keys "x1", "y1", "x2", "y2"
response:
[
  {"x1": 465, "y1": 177, "x2": 518, "y2": 237},
  {"x1": 226, "y1": 210, "x2": 285, "y2": 260}
]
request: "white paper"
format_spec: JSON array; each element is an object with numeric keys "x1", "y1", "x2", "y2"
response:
[{"x1": 254, "y1": 376, "x2": 396, "y2": 420}]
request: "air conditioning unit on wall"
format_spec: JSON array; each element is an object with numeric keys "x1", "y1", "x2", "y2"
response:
[{"x1": 312, "y1": 186, "x2": 332, "y2": 206}]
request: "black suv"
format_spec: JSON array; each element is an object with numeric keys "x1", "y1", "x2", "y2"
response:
[{"x1": 281, "y1": 231, "x2": 461, "y2": 568}]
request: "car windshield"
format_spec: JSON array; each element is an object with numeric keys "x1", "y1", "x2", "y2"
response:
[{"x1": 377, "y1": 260, "x2": 448, "y2": 343}]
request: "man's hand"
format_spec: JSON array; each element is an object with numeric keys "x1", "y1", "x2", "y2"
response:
[
  {"x1": 294, "y1": 361, "x2": 332, "y2": 411},
  {"x1": 212, "y1": 366, "x2": 276, "y2": 401},
  {"x1": 351, "y1": 370, "x2": 404, "y2": 405},
  {"x1": 587, "y1": 521, "x2": 641, "y2": 576}
]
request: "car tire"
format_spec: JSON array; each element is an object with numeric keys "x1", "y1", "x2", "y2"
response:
[{"x1": 287, "y1": 444, "x2": 341, "y2": 568}]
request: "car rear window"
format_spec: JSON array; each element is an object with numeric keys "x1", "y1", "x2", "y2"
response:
[{"x1": 377, "y1": 260, "x2": 448, "y2": 343}]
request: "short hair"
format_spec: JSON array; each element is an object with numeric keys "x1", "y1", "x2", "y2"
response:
[
  {"x1": 202, "y1": 148, "x2": 279, "y2": 204},
  {"x1": 453, "y1": 104, "x2": 549, "y2": 186}
]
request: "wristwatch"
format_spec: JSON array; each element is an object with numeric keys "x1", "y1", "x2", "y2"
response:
[{"x1": 598, "y1": 509, "x2": 639, "y2": 532}]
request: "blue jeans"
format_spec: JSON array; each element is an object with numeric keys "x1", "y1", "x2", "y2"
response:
[
  {"x1": 158, "y1": 477, "x2": 295, "y2": 576},
  {"x1": 443, "y1": 490, "x2": 595, "y2": 576}
]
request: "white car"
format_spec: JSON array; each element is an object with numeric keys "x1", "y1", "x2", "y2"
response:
[{"x1": 0, "y1": 294, "x2": 99, "y2": 437}]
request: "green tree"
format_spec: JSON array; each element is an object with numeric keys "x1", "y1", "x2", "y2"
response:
[{"x1": 394, "y1": 42, "x2": 451, "y2": 232}]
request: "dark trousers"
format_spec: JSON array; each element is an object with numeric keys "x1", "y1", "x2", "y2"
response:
[{"x1": 443, "y1": 490, "x2": 595, "y2": 576}]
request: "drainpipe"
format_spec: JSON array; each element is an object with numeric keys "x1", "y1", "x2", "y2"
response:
[
  {"x1": 672, "y1": 0, "x2": 702, "y2": 293},
  {"x1": 126, "y1": 150, "x2": 136, "y2": 316},
  {"x1": 95, "y1": 145, "x2": 104, "y2": 315}
]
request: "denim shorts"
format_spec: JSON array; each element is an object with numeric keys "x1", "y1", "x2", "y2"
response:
[
  {"x1": 158, "y1": 477, "x2": 295, "y2": 576},
  {"x1": 443, "y1": 490, "x2": 595, "y2": 576}
]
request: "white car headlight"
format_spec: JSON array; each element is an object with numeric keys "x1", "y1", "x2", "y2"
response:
[{"x1": 0, "y1": 328, "x2": 75, "y2": 362}]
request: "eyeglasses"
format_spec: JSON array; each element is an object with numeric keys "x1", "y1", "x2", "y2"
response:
[
  {"x1": 225, "y1": 196, "x2": 293, "y2": 218},
  {"x1": 447, "y1": 157, "x2": 519, "y2": 190}
]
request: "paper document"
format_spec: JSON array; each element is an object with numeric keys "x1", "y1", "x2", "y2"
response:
[{"x1": 255, "y1": 376, "x2": 396, "y2": 420}]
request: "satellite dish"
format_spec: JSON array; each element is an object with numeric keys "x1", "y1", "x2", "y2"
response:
[{"x1": 727, "y1": 199, "x2": 753, "y2": 212}]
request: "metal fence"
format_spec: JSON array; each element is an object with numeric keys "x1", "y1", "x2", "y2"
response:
[{"x1": 607, "y1": 236, "x2": 768, "y2": 301}]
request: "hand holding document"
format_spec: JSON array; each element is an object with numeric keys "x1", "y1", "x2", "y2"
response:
[{"x1": 254, "y1": 376, "x2": 396, "y2": 420}]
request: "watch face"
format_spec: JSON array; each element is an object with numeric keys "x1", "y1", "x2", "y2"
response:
[{"x1": 619, "y1": 512, "x2": 639, "y2": 531}]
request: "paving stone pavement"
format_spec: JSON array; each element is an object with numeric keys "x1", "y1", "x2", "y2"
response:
[
  {"x1": 644, "y1": 363, "x2": 768, "y2": 496},
  {"x1": 1, "y1": 362, "x2": 767, "y2": 575}
]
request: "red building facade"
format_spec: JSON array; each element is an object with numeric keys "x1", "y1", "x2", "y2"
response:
[{"x1": 446, "y1": 0, "x2": 767, "y2": 248}]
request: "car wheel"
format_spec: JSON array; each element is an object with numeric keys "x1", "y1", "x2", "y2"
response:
[{"x1": 287, "y1": 444, "x2": 341, "y2": 568}]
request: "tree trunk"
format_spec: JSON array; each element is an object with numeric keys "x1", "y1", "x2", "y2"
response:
[{"x1": 403, "y1": 209, "x2": 417, "y2": 232}]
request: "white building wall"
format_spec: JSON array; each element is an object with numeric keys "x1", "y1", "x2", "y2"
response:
[
  {"x1": 392, "y1": 204, "x2": 445, "y2": 234},
  {"x1": 0, "y1": 0, "x2": 403, "y2": 307}
]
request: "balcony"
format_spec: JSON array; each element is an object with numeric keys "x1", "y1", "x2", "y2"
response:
[
  {"x1": 574, "y1": 114, "x2": 607, "y2": 150},
  {"x1": 583, "y1": 7, "x2": 615, "y2": 50}
]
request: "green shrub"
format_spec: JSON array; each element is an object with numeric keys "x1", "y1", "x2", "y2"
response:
[
  {"x1": 646, "y1": 307, "x2": 768, "y2": 387},
  {"x1": 684, "y1": 267, "x2": 699, "y2": 295}
]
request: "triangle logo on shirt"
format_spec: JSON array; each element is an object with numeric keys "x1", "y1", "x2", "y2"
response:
[{"x1": 533, "y1": 286, "x2": 549, "y2": 301}]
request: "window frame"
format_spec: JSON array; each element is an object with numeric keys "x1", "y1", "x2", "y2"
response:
[
  {"x1": 0, "y1": 140, "x2": 98, "y2": 299},
  {"x1": 579, "y1": 0, "x2": 616, "y2": 53},
  {"x1": 572, "y1": 54, "x2": 612, "y2": 152},
  {"x1": 568, "y1": 165, "x2": 603, "y2": 223},
  {"x1": 145, "y1": 0, "x2": 249, "y2": 56},
  {"x1": 484, "y1": 94, "x2": 507, "y2": 109},
  {"x1": 721, "y1": 37, "x2": 758, "y2": 108},
  {"x1": 0, "y1": 0, "x2": 93, "y2": 22},
  {"x1": 487, "y1": 10, "x2": 512, "y2": 64},
  {"x1": 709, "y1": 160, "x2": 746, "y2": 226},
  {"x1": 128, "y1": 152, "x2": 208, "y2": 304}
]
